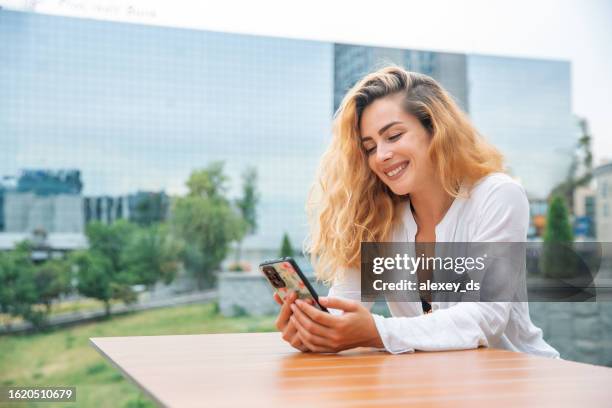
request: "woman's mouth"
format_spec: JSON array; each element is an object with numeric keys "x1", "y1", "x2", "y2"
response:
[{"x1": 384, "y1": 161, "x2": 409, "y2": 180}]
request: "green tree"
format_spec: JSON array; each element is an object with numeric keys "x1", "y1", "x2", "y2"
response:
[
  {"x1": 72, "y1": 250, "x2": 114, "y2": 316},
  {"x1": 173, "y1": 163, "x2": 245, "y2": 289},
  {"x1": 279, "y1": 232, "x2": 294, "y2": 258},
  {"x1": 234, "y1": 166, "x2": 259, "y2": 263},
  {"x1": 185, "y1": 161, "x2": 229, "y2": 200},
  {"x1": 122, "y1": 224, "x2": 183, "y2": 289},
  {"x1": 85, "y1": 220, "x2": 137, "y2": 274},
  {"x1": 540, "y1": 196, "x2": 576, "y2": 278},
  {"x1": 80, "y1": 221, "x2": 140, "y2": 315},
  {"x1": 0, "y1": 242, "x2": 40, "y2": 327},
  {"x1": 550, "y1": 117, "x2": 593, "y2": 212},
  {"x1": 33, "y1": 258, "x2": 71, "y2": 315},
  {"x1": 71, "y1": 250, "x2": 137, "y2": 316}
]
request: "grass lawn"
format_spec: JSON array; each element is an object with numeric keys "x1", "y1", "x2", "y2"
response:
[{"x1": 0, "y1": 302, "x2": 277, "y2": 407}]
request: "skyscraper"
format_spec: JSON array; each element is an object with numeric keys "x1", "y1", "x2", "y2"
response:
[
  {"x1": 0, "y1": 10, "x2": 332, "y2": 249},
  {"x1": 1, "y1": 10, "x2": 575, "y2": 250}
]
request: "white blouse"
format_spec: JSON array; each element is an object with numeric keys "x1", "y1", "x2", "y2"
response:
[{"x1": 327, "y1": 172, "x2": 560, "y2": 358}]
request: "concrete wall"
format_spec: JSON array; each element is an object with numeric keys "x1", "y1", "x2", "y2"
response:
[
  {"x1": 218, "y1": 271, "x2": 328, "y2": 317},
  {"x1": 4, "y1": 192, "x2": 83, "y2": 233},
  {"x1": 529, "y1": 302, "x2": 612, "y2": 366}
]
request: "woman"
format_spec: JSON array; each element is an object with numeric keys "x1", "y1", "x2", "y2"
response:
[{"x1": 274, "y1": 66, "x2": 559, "y2": 357}]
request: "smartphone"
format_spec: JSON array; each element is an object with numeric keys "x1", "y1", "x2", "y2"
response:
[{"x1": 259, "y1": 257, "x2": 328, "y2": 312}]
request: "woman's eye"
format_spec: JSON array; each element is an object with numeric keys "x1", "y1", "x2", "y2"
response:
[{"x1": 363, "y1": 133, "x2": 402, "y2": 155}]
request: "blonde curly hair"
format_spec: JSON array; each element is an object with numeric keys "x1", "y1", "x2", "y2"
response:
[{"x1": 305, "y1": 66, "x2": 504, "y2": 284}]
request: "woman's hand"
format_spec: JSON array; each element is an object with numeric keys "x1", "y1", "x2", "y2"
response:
[
  {"x1": 290, "y1": 297, "x2": 384, "y2": 353},
  {"x1": 273, "y1": 292, "x2": 311, "y2": 352}
]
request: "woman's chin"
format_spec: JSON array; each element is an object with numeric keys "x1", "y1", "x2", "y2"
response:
[{"x1": 386, "y1": 181, "x2": 412, "y2": 196}]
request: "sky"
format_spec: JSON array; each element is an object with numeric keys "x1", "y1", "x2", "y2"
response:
[{"x1": 2, "y1": 0, "x2": 611, "y2": 163}]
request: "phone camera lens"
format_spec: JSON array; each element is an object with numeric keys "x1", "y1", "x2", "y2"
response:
[{"x1": 263, "y1": 266, "x2": 286, "y2": 288}]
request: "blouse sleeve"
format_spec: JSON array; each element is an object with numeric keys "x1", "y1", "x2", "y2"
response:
[{"x1": 372, "y1": 180, "x2": 530, "y2": 354}]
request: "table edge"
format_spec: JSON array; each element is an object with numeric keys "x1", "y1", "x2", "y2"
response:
[{"x1": 89, "y1": 337, "x2": 166, "y2": 408}]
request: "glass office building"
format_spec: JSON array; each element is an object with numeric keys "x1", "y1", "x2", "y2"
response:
[
  {"x1": 1, "y1": 170, "x2": 84, "y2": 233},
  {"x1": 468, "y1": 55, "x2": 574, "y2": 198},
  {"x1": 0, "y1": 187, "x2": 4, "y2": 232},
  {"x1": 1, "y1": 10, "x2": 574, "y2": 250},
  {"x1": 0, "y1": 10, "x2": 333, "y2": 249}
]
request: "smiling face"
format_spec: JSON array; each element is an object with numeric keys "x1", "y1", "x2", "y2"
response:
[{"x1": 359, "y1": 93, "x2": 435, "y2": 196}]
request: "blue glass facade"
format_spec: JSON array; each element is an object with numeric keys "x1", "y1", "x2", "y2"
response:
[
  {"x1": 0, "y1": 11, "x2": 333, "y2": 248},
  {"x1": 467, "y1": 55, "x2": 574, "y2": 198},
  {"x1": 0, "y1": 10, "x2": 574, "y2": 249},
  {"x1": 0, "y1": 188, "x2": 4, "y2": 232}
]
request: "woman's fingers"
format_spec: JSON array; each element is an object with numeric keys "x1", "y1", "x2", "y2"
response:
[
  {"x1": 281, "y1": 316, "x2": 309, "y2": 352},
  {"x1": 281, "y1": 315, "x2": 298, "y2": 341},
  {"x1": 291, "y1": 302, "x2": 332, "y2": 338},
  {"x1": 275, "y1": 292, "x2": 296, "y2": 330},
  {"x1": 275, "y1": 292, "x2": 323, "y2": 353},
  {"x1": 318, "y1": 296, "x2": 359, "y2": 312},
  {"x1": 294, "y1": 299, "x2": 338, "y2": 327},
  {"x1": 291, "y1": 315, "x2": 335, "y2": 352},
  {"x1": 286, "y1": 321, "x2": 309, "y2": 352},
  {"x1": 272, "y1": 292, "x2": 311, "y2": 353}
]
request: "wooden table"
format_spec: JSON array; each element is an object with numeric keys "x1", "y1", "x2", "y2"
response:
[{"x1": 91, "y1": 332, "x2": 612, "y2": 407}]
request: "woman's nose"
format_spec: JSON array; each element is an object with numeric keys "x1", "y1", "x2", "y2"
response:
[{"x1": 376, "y1": 145, "x2": 393, "y2": 163}]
